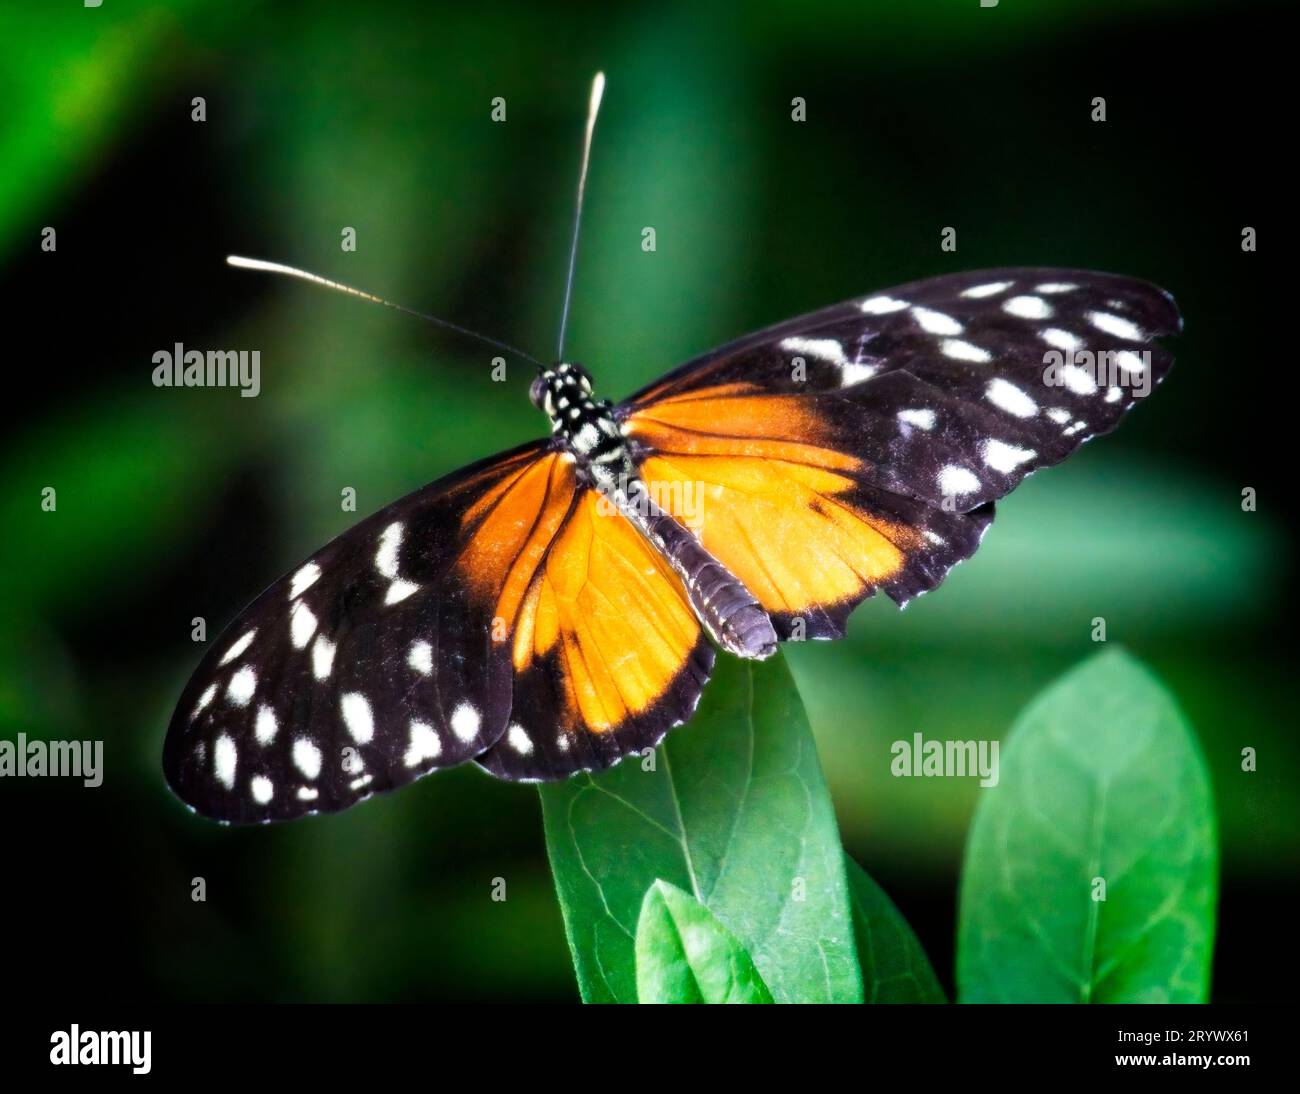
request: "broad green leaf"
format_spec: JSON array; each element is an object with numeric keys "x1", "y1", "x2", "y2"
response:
[
  {"x1": 635, "y1": 880, "x2": 773, "y2": 1004},
  {"x1": 845, "y1": 857, "x2": 945, "y2": 1003},
  {"x1": 541, "y1": 653, "x2": 861, "y2": 1004},
  {"x1": 957, "y1": 648, "x2": 1217, "y2": 1002}
]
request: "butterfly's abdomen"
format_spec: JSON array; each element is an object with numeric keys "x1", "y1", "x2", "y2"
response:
[{"x1": 626, "y1": 484, "x2": 778, "y2": 661}]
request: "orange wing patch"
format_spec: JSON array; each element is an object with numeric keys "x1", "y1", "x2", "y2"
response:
[
  {"x1": 456, "y1": 451, "x2": 576, "y2": 627},
  {"x1": 511, "y1": 489, "x2": 701, "y2": 733},
  {"x1": 629, "y1": 384, "x2": 863, "y2": 472},
  {"x1": 627, "y1": 392, "x2": 922, "y2": 617}
]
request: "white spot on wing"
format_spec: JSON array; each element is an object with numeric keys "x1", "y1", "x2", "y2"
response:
[
  {"x1": 297, "y1": 786, "x2": 318, "y2": 801},
  {"x1": 251, "y1": 775, "x2": 274, "y2": 804},
  {"x1": 961, "y1": 280, "x2": 1013, "y2": 298},
  {"x1": 293, "y1": 738, "x2": 322, "y2": 780},
  {"x1": 840, "y1": 362, "x2": 877, "y2": 386},
  {"x1": 1003, "y1": 295, "x2": 1052, "y2": 320},
  {"x1": 290, "y1": 600, "x2": 317, "y2": 649},
  {"x1": 912, "y1": 306, "x2": 963, "y2": 335},
  {"x1": 1114, "y1": 350, "x2": 1146, "y2": 375},
  {"x1": 860, "y1": 295, "x2": 909, "y2": 315},
  {"x1": 1046, "y1": 407, "x2": 1072, "y2": 424},
  {"x1": 938, "y1": 465, "x2": 980, "y2": 496},
  {"x1": 375, "y1": 521, "x2": 404, "y2": 579},
  {"x1": 1061, "y1": 364, "x2": 1098, "y2": 395},
  {"x1": 781, "y1": 336, "x2": 846, "y2": 365},
  {"x1": 192, "y1": 683, "x2": 217, "y2": 720},
  {"x1": 1041, "y1": 328, "x2": 1081, "y2": 351},
  {"x1": 312, "y1": 636, "x2": 336, "y2": 680},
  {"x1": 983, "y1": 439, "x2": 1037, "y2": 473},
  {"x1": 941, "y1": 338, "x2": 991, "y2": 362},
  {"x1": 985, "y1": 378, "x2": 1038, "y2": 418},
  {"x1": 1087, "y1": 310, "x2": 1144, "y2": 340},
  {"x1": 340, "y1": 692, "x2": 374, "y2": 744},
  {"x1": 897, "y1": 408, "x2": 936, "y2": 431},
  {"x1": 781, "y1": 336, "x2": 876, "y2": 386},
  {"x1": 404, "y1": 720, "x2": 442, "y2": 767},
  {"x1": 1105, "y1": 386, "x2": 1123, "y2": 403},
  {"x1": 214, "y1": 734, "x2": 237, "y2": 789},
  {"x1": 220, "y1": 629, "x2": 256, "y2": 665},
  {"x1": 507, "y1": 724, "x2": 534, "y2": 755},
  {"x1": 255, "y1": 705, "x2": 278, "y2": 745},
  {"x1": 450, "y1": 702, "x2": 481, "y2": 743},
  {"x1": 226, "y1": 665, "x2": 256, "y2": 707},
  {"x1": 384, "y1": 579, "x2": 419, "y2": 605},
  {"x1": 1034, "y1": 282, "x2": 1077, "y2": 294},
  {"x1": 289, "y1": 562, "x2": 321, "y2": 599},
  {"x1": 407, "y1": 640, "x2": 433, "y2": 675}
]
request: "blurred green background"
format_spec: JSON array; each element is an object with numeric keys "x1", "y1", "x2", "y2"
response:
[{"x1": 2, "y1": 0, "x2": 1293, "y2": 1002}]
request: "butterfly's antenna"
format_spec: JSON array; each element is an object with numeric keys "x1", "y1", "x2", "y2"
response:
[
  {"x1": 225, "y1": 255, "x2": 544, "y2": 367},
  {"x1": 556, "y1": 71, "x2": 606, "y2": 361}
]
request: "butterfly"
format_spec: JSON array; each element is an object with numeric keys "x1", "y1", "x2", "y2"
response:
[
  {"x1": 163, "y1": 79, "x2": 1180, "y2": 824},
  {"x1": 164, "y1": 264, "x2": 1180, "y2": 823}
]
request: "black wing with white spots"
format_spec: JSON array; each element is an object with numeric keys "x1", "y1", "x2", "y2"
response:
[
  {"x1": 163, "y1": 440, "x2": 558, "y2": 823},
  {"x1": 616, "y1": 268, "x2": 1179, "y2": 651},
  {"x1": 623, "y1": 267, "x2": 1180, "y2": 512}
]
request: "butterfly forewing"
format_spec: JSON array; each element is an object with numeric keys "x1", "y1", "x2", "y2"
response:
[
  {"x1": 625, "y1": 267, "x2": 1178, "y2": 427},
  {"x1": 163, "y1": 440, "x2": 561, "y2": 822}
]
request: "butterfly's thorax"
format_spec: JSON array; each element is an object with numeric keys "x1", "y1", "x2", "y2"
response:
[
  {"x1": 537, "y1": 368, "x2": 632, "y2": 491},
  {"x1": 534, "y1": 362, "x2": 777, "y2": 661}
]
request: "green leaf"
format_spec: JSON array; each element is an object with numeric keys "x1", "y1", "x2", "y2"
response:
[
  {"x1": 845, "y1": 857, "x2": 945, "y2": 1003},
  {"x1": 957, "y1": 648, "x2": 1217, "y2": 1002},
  {"x1": 540, "y1": 653, "x2": 861, "y2": 1004},
  {"x1": 635, "y1": 880, "x2": 773, "y2": 1004}
]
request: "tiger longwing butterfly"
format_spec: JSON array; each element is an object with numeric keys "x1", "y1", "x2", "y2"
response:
[{"x1": 163, "y1": 74, "x2": 1180, "y2": 823}]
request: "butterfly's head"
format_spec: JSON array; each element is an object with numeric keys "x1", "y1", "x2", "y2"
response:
[{"x1": 530, "y1": 361, "x2": 594, "y2": 417}]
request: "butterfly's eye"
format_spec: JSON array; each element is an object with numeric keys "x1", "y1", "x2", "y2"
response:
[{"x1": 529, "y1": 374, "x2": 548, "y2": 410}]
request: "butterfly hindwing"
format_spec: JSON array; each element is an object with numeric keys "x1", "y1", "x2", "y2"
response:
[
  {"x1": 163, "y1": 440, "x2": 572, "y2": 822},
  {"x1": 476, "y1": 486, "x2": 714, "y2": 781},
  {"x1": 628, "y1": 396, "x2": 996, "y2": 637}
]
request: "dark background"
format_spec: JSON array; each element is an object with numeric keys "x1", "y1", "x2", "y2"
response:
[{"x1": 2, "y1": 0, "x2": 1293, "y2": 1002}]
